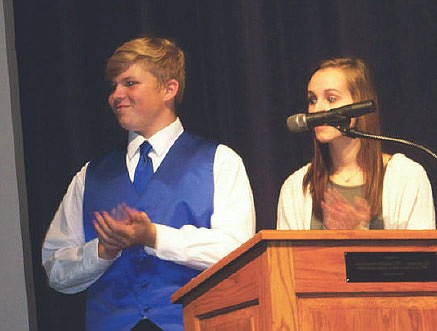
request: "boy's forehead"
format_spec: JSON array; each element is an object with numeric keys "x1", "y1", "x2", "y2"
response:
[{"x1": 112, "y1": 63, "x2": 152, "y2": 81}]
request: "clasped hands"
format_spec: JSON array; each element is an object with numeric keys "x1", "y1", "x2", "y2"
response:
[
  {"x1": 321, "y1": 188, "x2": 371, "y2": 230},
  {"x1": 93, "y1": 204, "x2": 157, "y2": 260}
]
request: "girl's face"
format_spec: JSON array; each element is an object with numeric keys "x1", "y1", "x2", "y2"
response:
[{"x1": 307, "y1": 67, "x2": 354, "y2": 143}]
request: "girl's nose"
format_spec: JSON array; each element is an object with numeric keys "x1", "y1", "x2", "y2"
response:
[
  {"x1": 313, "y1": 100, "x2": 327, "y2": 113},
  {"x1": 309, "y1": 100, "x2": 326, "y2": 113}
]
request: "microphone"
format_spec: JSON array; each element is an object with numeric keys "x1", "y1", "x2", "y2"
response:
[{"x1": 286, "y1": 100, "x2": 375, "y2": 133}]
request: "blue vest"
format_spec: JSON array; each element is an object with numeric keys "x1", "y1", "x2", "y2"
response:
[{"x1": 83, "y1": 132, "x2": 217, "y2": 331}]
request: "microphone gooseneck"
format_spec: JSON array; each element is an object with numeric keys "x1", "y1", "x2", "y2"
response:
[{"x1": 341, "y1": 128, "x2": 437, "y2": 161}]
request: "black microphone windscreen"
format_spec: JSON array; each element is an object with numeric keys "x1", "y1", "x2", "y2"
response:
[{"x1": 286, "y1": 100, "x2": 375, "y2": 133}]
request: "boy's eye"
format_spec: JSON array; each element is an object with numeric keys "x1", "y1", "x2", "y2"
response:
[
  {"x1": 328, "y1": 96, "x2": 337, "y2": 103},
  {"x1": 308, "y1": 96, "x2": 316, "y2": 105},
  {"x1": 125, "y1": 81, "x2": 137, "y2": 87},
  {"x1": 108, "y1": 84, "x2": 116, "y2": 94}
]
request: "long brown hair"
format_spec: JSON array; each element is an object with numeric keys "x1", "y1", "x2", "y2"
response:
[{"x1": 303, "y1": 58, "x2": 384, "y2": 219}]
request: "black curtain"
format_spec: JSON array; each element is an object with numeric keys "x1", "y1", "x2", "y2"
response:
[{"x1": 13, "y1": 1, "x2": 437, "y2": 330}]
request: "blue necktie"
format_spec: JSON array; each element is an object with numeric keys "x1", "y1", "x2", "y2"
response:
[{"x1": 133, "y1": 141, "x2": 153, "y2": 193}]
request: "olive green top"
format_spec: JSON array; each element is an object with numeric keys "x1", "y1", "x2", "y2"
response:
[{"x1": 310, "y1": 182, "x2": 383, "y2": 230}]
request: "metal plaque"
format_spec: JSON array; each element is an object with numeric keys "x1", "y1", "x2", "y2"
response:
[{"x1": 345, "y1": 252, "x2": 437, "y2": 282}]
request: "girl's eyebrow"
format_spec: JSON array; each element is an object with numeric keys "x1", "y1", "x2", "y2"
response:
[
  {"x1": 308, "y1": 88, "x2": 342, "y2": 93},
  {"x1": 324, "y1": 88, "x2": 341, "y2": 94}
]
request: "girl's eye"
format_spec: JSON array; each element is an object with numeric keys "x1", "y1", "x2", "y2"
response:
[
  {"x1": 125, "y1": 81, "x2": 137, "y2": 87},
  {"x1": 328, "y1": 96, "x2": 337, "y2": 103},
  {"x1": 308, "y1": 96, "x2": 316, "y2": 105}
]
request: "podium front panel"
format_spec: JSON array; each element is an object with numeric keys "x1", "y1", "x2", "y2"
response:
[{"x1": 172, "y1": 230, "x2": 437, "y2": 331}]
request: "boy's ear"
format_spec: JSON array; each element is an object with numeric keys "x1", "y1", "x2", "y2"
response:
[{"x1": 163, "y1": 79, "x2": 179, "y2": 101}]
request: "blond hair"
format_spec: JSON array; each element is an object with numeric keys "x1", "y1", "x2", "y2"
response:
[{"x1": 105, "y1": 36, "x2": 185, "y2": 104}]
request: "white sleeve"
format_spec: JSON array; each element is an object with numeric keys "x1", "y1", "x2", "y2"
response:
[
  {"x1": 41, "y1": 164, "x2": 116, "y2": 294},
  {"x1": 277, "y1": 179, "x2": 295, "y2": 230},
  {"x1": 145, "y1": 144, "x2": 256, "y2": 270},
  {"x1": 276, "y1": 164, "x2": 312, "y2": 230},
  {"x1": 383, "y1": 154, "x2": 436, "y2": 229}
]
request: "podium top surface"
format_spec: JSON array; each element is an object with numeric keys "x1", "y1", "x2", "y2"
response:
[
  {"x1": 171, "y1": 229, "x2": 437, "y2": 304},
  {"x1": 252, "y1": 229, "x2": 437, "y2": 241}
]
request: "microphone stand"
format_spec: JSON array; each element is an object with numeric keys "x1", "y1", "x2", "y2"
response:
[{"x1": 338, "y1": 126, "x2": 437, "y2": 162}]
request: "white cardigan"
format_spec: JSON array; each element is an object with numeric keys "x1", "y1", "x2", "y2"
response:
[{"x1": 277, "y1": 153, "x2": 435, "y2": 230}]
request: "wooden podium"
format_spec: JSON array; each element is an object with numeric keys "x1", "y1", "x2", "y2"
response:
[{"x1": 171, "y1": 230, "x2": 437, "y2": 331}]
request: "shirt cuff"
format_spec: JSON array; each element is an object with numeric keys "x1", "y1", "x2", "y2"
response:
[
  {"x1": 86, "y1": 238, "x2": 120, "y2": 270},
  {"x1": 143, "y1": 223, "x2": 180, "y2": 259}
]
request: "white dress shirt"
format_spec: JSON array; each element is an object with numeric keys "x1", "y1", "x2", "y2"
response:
[{"x1": 42, "y1": 118, "x2": 256, "y2": 294}]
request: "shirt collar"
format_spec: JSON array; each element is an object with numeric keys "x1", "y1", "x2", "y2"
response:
[{"x1": 127, "y1": 117, "x2": 184, "y2": 161}]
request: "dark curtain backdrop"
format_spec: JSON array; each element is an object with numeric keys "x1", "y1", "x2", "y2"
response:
[{"x1": 13, "y1": 1, "x2": 437, "y2": 330}]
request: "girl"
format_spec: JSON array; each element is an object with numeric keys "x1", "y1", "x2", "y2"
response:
[{"x1": 277, "y1": 58, "x2": 435, "y2": 230}]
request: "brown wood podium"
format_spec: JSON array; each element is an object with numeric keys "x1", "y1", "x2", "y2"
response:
[{"x1": 172, "y1": 230, "x2": 437, "y2": 331}]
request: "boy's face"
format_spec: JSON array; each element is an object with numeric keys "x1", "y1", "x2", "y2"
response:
[{"x1": 108, "y1": 63, "x2": 175, "y2": 138}]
